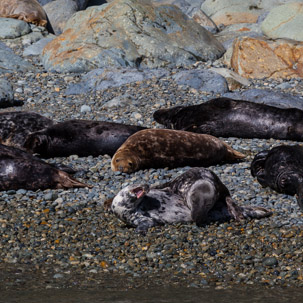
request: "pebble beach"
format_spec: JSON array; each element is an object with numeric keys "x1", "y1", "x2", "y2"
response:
[{"x1": 1, "y1": 40, "x2": 303, "y2": 292}]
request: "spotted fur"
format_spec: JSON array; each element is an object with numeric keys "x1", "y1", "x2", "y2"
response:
[
  {"x1": 111, "y1": 168, "x2": 272, "y2": 233},
  {"x1": 0, "y1": 111, "x2": 53, "y2": 150},
  {"x1": 111, "y1": 129, "x2": 245, "y2": 173}
]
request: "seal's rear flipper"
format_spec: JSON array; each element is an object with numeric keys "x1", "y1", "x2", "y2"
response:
[{"x1": 226, "y1": 197, "x2": 272, "y2": 220}]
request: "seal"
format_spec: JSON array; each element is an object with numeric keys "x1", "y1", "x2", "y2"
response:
[
  {"x1": 111, "y1": 129, "x2": 245, "y2": 173},
  {"x1": 153, "y1": 97, "x2": 303, "y2": 140},
  {"x1": 0, "y1": 0, "x2": 54, "y2": 34},
  {"x1": 111, "y1": 167, "x2": 272, "y2": 233},
  {"x1": 251, "y1": 145, "x2": 303, "y2": 210},
  {"x1": 0, "y1": 111, "x2": 54, "y2": 150},
  {"x1": 24, "y1": 120, "x2": 146, "y2": 158},
  {"x1": 0, "y1": 143, "x2": 90, "y2": 191}
]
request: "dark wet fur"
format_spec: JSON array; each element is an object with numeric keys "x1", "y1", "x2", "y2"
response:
[
  {"x1": 154, "y1": 97, "x2": 303, "y2": 140},
  {"x1": 0, "y1": 111, "x2": 53, "y2": 149},
  {"x1": 0, "y1": 144, "x2": 89, "y2": 191},
  {"x1": 24, "y1": 120, "x2": 146, "y2": 158},
  {"x1": 112, "y1": 168, "x2": 272, "y2": 233},
  {"x1": 251, "y1": 145, "x2": 303, "y2": 210}
]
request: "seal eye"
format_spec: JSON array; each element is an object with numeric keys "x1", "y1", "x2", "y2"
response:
[
  {"x1": 128, "y1": 162, "x2": 133, "y2": 167},
  {"x1": 115, "y1": 159, "x2": 120, "y2": 163}
]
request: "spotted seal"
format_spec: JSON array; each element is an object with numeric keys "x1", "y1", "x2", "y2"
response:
[
  {"x1": 24, "y1": 120, "x2": 146, "y2": 158},
  {"x1": 153, "y1": 97, "x2": 303, "y2": 140},
  {"x1": 251, "y1": 145, "x2": 303, "y2": 210},
  {"x1": 0, "y1": 0, "x2": 54, "y2": 33},
  {"x1": 111, "y1": 167, "x2": 272, "y2": 233},
  {"x1": 111, "y1": 129, "x2": 245, "y2": 173},
  {"x1": 0, "y1": 111, "x2": 54, "y2": 150},
  {"x1": 0, "y1": 144, "x2": 89, "y2": 191}
]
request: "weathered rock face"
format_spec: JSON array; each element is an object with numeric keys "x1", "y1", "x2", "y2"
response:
[
  {"x1": 41, "y1": 0, "x2": 225, "y2": 73},
  {"x1": 231, "y1": 36, "x2": 303, "y2": 79},
  {"x1": 261, "y1": 2, "x2": 303, "y2": 42},
  {"x1": 201, "y1": 0, "x2": 291, "y2": 26}
]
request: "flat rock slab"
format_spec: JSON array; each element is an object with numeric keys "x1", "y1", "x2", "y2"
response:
[
  {"x1": 0, "y1": 42, "x2": 35, "y2": 74},
  {"x1": 0, "y1": 18, "x2": 31, "y2": 39},
  {"x1": 231, "y1": 36, "x2": 303, "y2": 79},
  {"x1": 42, "y1": 0, "x2": 225, "y2": 73},
  {"x1": 65, "y1": 68, "x2": 169, "y2": 95},
  {"x1": 223, "y1": 89, "x2": 303, "y2": 110},
  {"x1": 261, "y1": 2, "x2": 303, "y2": 42},
  {"x1": 23, "y1": 36, "x2": 55, "y2": 56},
  {"x1": 172, "y1": 69, "x2": 228, "y2": 93}
]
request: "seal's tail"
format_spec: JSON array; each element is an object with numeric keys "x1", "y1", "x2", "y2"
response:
[
  {"x1": 56, "y1": 170, "x2": 92, "y2": 189},
  {"x1": 223, "y1": 142, "x2": 246, "y2": 161},
  {"x1": 226, "y1": 197, "x2": 272, "y2": 221}
]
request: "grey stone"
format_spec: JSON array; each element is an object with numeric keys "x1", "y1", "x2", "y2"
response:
[
  {"x1": 0, "y1": 78, "x2": 22, "y2": 108},
  {"x1": 223, "y1": 89, "x2": 303, "y2": 110},
  {"x1": 102, "y1": 94, "x2": 132, "y2": 109},
  {"x1": 262, "y1": 257, "x2": 278, "y2": 267},
  {"x1": 172, "y1": 69, "x2": 228, "y2": 93},
  {"x1": 0, "y1": 18, "x2": 31, "y2": 39},
  {"x1": 80, "y1": 105, "x2": 92, "y2": 112},
  {"x1": 66, "y1": 68, "x2": 169, "y2": 95},
  {"x1": 42, "y1": 0, "x2": 225, "y2": 72},
  {"x1": 44, "y1": 0, "x2": 79, "y2": 35},
  {"x1": 0, "y1": 42, "x2": 35, "y2": 74},
  {"x1": 261, "y1": 2, "x2": 303, "y2": 42},
  {"x1": 23, "y1": 36, "x2": 55, "y2": 56}
]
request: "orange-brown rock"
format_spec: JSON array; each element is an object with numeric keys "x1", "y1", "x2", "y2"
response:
[
  {"x1": 231, "y1": 37, "x2": 303, "y2": 79},
  {"x1": 0, "y1": 0, "x2": 48, "y2": 27}
]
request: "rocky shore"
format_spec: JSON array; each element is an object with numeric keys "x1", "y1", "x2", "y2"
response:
[{"x1": 1, "y1": 0, "x2": 303, "y2": 292}]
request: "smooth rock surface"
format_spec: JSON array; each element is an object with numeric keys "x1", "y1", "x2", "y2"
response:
[
  {"x1": 223, "y1": 88, "x2": 303, "y2": 110},
  {"x1": 0, "y1": 18, "x2": 31, "y2": 39},
  {"x1": 201, "y1": 0, "x2": 292, "y2": 26},
  {"x1": 66, "y1": 68, "x2": 169, "y2": 95},
  {"x1": 261, "y1": 2, "x2": 303, "y2": 42},
  {"x1": 43, "y1": 0, "x2": 79, "y2": 34},
  {"x1": 42, "y1": 0, "x2": 225, "y2": 72},
  {"x1": 231, "y1": 36, "x2": 303, "y2": 79},
  {"x1": 0, "y1": 78, "x2": 15, "y2": 107},
  {"x1": 172, "y1": 69, "x2": 228, "y2": 93}
]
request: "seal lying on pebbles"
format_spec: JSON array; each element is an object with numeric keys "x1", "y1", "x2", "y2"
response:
[
  {"x1": 0, "y1": 144, "x2": 89, "y2": 191},
  {"x1": 0, "y1": 111, "x2": 54, "y2": 150},
  {"x1": 111, "y1": 129, "x2": 245, "y2": 173},
  {"x1": 24, "y1": 120, "x2": 146, "y2": 158},
  {"x1": 251, "y1": 145, "x2": 303, "y2": 210},
  {"x1": 154, "y1": 97, "x2": 303, "y2": 140},
  {"x1": 111, "y1": 167, "x2": 272, "y2": 233},
  {"x1": 0, "y1": 0, "x2": 54, "y2": 33}
]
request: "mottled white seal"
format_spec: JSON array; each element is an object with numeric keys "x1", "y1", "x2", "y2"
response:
[{"x1": 111, "y1": 167, "x2": 272, "y2": 233}]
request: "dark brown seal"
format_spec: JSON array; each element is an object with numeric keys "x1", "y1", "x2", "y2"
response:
[
  {"x1": 111, "y1": 167, "x2": 272, "y2": 233},
  {"x1": 251, "y1": 145, "x2": 303, "y2": 210},
  {"x1": 0, "y1": 111, "x2": 54, "y2": 150},
  {"x1": 0, "y1": 0, "x2": 54, "y2": 33},
  {"x1": 153, "y1": 97, "x2": 303, "y2": 140},
  {"x1": 24, "y1": 120, "x2": 146, "y2": 158},
  {"x1": 0, "y1": 143, "x2": 90, "y2": 191},
  {"x1": 111, "y1": 129, "x2": 245, "y2": 173}
]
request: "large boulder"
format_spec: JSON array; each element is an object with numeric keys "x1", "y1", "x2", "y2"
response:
[
  {"x1": 41, "y1": 0, "x2": 225, "y2": 73},
  {"x1": 231, "y1": 36, "x2": 303, "y2": 79},
  {"x1": 43, "y1": 0, "x2": 79, "y2": 34},
  {"x1": 0, "y1": 18, "x2": 31, "y2": 39},
  {"x1": 261, "y1": 2, "x2": 303, "y2": 42},
  {"x1": 201, "y1": 0, "x2": 292, "y2": 26}
]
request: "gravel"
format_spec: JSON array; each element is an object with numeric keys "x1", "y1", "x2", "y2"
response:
[{"x1": 1, "y1": 38, "x2": 303, "y2": 291}]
